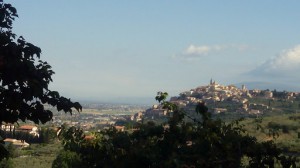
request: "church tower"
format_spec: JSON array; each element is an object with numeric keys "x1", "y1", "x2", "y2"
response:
[{"x1": 242, "y1": 84, "x2": 246, "y2": 91}]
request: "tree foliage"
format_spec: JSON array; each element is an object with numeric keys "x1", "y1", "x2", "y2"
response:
[
  {"x1": 39, "y1": 127, "x2": 58, "y2": 143},
  {"x1": 52, "y1": 150, "x2": 82, "y2": 168},
  {"x1": 57, "y1": 93, "x2": 297, "y2": 168},
  {"x1": 0, "y1": 0, "x2": 81, "y2": 124},
  {"x1": 0, "y1": 158, "x2": 13, "y2": 168},
  {"x1": 0, "y1": 0, "x2": 81, "y2": 160}
]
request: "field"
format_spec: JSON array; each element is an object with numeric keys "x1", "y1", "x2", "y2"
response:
[
  {"x1": 11, "y1": 141, "x2": 62, "y2": 168},
  {"x1": 241, "y1": 112, "x2": 300, "y2": 155}
]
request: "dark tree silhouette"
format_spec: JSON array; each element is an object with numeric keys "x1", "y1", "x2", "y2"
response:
[{"x1": 0, "y1": 0, "x2": 81, "y2": 160}]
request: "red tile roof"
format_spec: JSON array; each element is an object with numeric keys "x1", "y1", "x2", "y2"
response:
[
  {"x1": 84, "y1": 135, "x2": 94, "y2": 141},
  {"x1": 18, "y1": 125, "x2": 36, "y2": 130},
  {"x1": 4, "y1": 138, "x2": 16, "y2": 142}
]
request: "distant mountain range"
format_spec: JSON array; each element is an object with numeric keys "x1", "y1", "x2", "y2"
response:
[{"x1": 235, "y1": 81, "x2": 300, "y2": 92}]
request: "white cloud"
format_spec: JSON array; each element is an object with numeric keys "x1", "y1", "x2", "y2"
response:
[
  {"x1": 185, "y1": 45, "x2": 211, "y2": 55},
  {"x1": 184, "y1": 44, "x2": 229, "y2": 56},
  {"x1": 248, "y1": 45, "x2": 300, "y2": 78},
  {"x1": 269, "y1": 45, "x2": 300, "y2": 70},
  {"x1": 180, "y1": 44, "x2": 249, "y2": 58}
]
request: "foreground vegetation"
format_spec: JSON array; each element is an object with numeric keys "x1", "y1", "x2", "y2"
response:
[
  {"x1": 12, "y1": 142, "x2": 61, "y2": 168},
  {"x1": 242, "y1": 113, "x2": 300, "y2": 155},
  {"x1": 0, "y1": 97, "x2": 298, "y2": 167},
  {"x1": 51, "y1": 92, "x2": 298, "y2": 167}
]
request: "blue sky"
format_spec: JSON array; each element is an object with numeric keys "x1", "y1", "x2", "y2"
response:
[{"x1": 6, "y1": 1, "x2": 300, "y2": 103}]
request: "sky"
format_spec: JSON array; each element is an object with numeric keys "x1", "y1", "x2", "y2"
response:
[{"x1": 5, "y1": 0, "x2": 300, "y2": 104}]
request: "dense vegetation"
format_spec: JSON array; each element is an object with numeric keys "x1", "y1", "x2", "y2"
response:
[
  {"x1": 0, "y1": 142, "x2": 62, "y2": 168},
  {"x1": 0, "y1": 111, "x2": 298, "y2": 167},
  {"x1": 54, "y1": 92, "x2": 297, "y2": 167},
  {"x1": 241, "y1": 114, "x2": 300, "y2": 156}
]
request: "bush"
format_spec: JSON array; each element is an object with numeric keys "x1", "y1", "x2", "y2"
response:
[
  {"x1": 267, "y1": 121, "x2": 298, "y2": 134},
  {"x1": 268, "y1": 121, "x2": 281, "y2": 130},
  {"x1": 52, "y1": 150, "x2": 82, "y2": 168},
  {"x1": 0, "y1": 158, "x2": 14, "y2": 168}
]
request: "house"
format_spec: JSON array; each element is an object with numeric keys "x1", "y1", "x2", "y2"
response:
[
  {"x1": 264, "y1": 91, "x2": 273, "y2": 98},
  {"x1": 213, "y1": 108, "x2": 227, "y2": 114},
  {"x1": 131, "y1": 112, "x2": 143, "y2": 122},
  {"x1": 115, "y1": 126, "x2": 125, "y2": 132},
  {"x1": 17, "y1": 125, "x2": 39, "y2": 137},
  {"x1": 4, "y1": 138, "x2": 29, "y2": 148},
  {"x1": 249, "y1": 109, "x2": 260, "y2": 115},
  {"x1": 1, "y1": 124, "x2": 15, "y2": 132},
  {"x1": 84, "y1": 135, "x2": 95, "y2": 141}
]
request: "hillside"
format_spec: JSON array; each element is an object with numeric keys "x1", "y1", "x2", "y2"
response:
[{"x1": 136, "y1": 80, "x2": 300, "y2": 121}]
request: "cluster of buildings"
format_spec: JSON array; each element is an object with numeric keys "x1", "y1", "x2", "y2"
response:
[
  {"x1": 173, "y1": 79, "x2": 252, "y2": 105},
  {"x1": 0, "y1": 103, "x2": 147, "y2": 147},
  {"x1": 132, "y1": 80, "x2": 299, "y2": 121},
  {"x1": 1, "y1": 124, "x2": 39, "y2": 148},
  {"x1": 1, "y1": 124, "x2": 39, "y2": 137}
]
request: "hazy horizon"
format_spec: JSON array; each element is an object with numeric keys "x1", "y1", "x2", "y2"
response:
[{"x1": 76, "y1": 81, "x2": 300, "y2": 105}]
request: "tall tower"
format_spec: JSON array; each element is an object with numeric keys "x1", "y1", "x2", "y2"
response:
[
  {"x1": 242, "y1": 84, "x2": 246, "y2": 91},
  {"x1": 210, "y1": 78, "x2": 213, "y2": 85}
]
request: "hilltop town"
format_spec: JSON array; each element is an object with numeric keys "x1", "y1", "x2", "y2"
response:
[{"x1": 133, "y1": 79, "x2": 300, "y2": 121}]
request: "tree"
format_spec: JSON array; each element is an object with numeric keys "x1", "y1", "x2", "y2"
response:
[
  {"x1": 56, "y1": 92, "x2": 297, "y2": 168},
  {"x1": 52, "y1": 150, "x2": 83, "y2": 168},
  {"x1": 39, "y1": 127, "x2": 57, "y2": 143},
  {"x1": 0, "y1": 158, "x2": 13, "y2": 168},
  {"x1": 0, "y1": 0, "x2": 81, "y2": 160}
]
